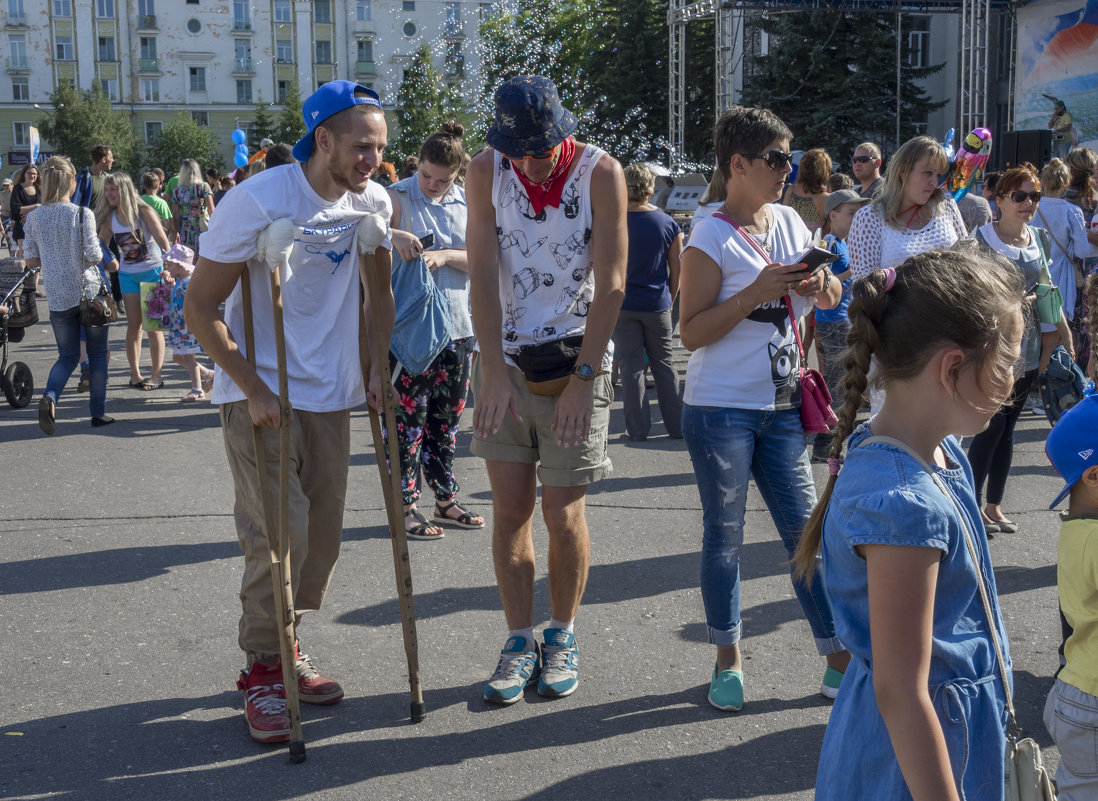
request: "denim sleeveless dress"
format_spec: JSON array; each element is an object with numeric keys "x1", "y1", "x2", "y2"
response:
[
  {"x1": 389, "y1": 175, "x2": 473, "y2": 340},
  {"x1": 816, "y1": 426, "x2": 1009, "y2": 801}
]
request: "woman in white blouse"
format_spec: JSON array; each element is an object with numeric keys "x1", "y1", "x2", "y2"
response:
[
  {"x1": 22, "y1": 156, "x2": 114, "y2": 434},
  {"x1": 848, "y1": 135, "x2": 967, "y2": 280}
]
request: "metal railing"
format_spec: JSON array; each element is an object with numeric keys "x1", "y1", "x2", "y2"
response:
[{"x1": 233, "y1": 57, "x2": 255, "y2": 73}]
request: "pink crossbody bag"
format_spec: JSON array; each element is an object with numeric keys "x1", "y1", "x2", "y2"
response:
[{"x1": 712, "y1": 211, "x2": 838, "y2": 434}]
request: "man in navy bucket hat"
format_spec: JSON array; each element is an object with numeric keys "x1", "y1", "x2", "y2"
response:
[
  {"x1": 467, "y1": 74, "x2": 627, "y2": 705},
  {"x1": 187, "y1": 80, "x2": 394, "y2": 744}
]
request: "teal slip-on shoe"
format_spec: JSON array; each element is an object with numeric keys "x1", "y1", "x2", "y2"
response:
[{"x1": 708, "y1": 663, "x2": 744, "y2": 712}]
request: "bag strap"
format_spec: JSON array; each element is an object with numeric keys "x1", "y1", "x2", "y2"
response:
[
  {"x1": 1027, "y1": 225, "x2": 1054, "y2": 285},
  {"x1": 859, "y1": 434, "x2": 1021, "y2": 736},
  {"x1": 713, "y1": 210, "x2": 805, "y2": 361},
  {"x1": 1035, "y1": 208, "x2": 1074, "y2": 267}
]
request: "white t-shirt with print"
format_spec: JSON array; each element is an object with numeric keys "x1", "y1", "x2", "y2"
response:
[
  {"x1": 684, "y1": 204, "x2": 813, "y2": 410},
  {"x1": 200, "y1": 163, "x2": 392, "y2": 413}
]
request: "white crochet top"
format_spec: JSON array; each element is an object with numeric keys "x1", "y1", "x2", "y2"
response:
[{"x1": 848, "y1": 196, "x2": 967, "y2": 279}]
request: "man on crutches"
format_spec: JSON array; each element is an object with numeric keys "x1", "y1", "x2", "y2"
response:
[{"x1": 185, "y1": 81, "x2": 393, "y2": 745}]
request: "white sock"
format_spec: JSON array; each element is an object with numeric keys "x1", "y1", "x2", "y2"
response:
[
  {"x1": 548, "y1": 618, "x2": 574, "y2": 634},
  {"x1": 509, "y1": 627, "x2": 535, "y2": 648}
]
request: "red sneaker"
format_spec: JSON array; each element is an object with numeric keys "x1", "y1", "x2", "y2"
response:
[
  {"x1": 295, "y1": 642, "x2": 344, "y2": 705},
  {"x1": 236, "y1": 662, "x2": 290, "y2": 743}
]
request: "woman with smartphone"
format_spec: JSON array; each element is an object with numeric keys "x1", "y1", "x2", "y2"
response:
[
  {"x1": 678, "y1": 105, "x2": 850, "y2": 712},
  {"x1": 967, "y1": 164, "x2": 1072, "y2": 534},
  {"x1": 386, "y1": 121, "x2": 484, "y2": 540}
]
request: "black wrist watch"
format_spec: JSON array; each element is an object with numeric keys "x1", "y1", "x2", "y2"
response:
[{"x1": 573, "y1": 363, "x2": 597, "y2": 380}]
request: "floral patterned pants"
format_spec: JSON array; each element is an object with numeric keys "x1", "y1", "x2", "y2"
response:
[{"x1": 384, "y1": 338, "x2": 473, "y2": 507}]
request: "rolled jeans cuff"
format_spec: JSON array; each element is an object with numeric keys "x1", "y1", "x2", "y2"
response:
[
  {"x1": 707, "y1": 622, "x2": 742, "y2": 647},
  {"x1": 814, "y1": 635, "x2": 845, "y2": 656}
]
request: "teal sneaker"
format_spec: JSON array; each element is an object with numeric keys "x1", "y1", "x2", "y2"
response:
[
  {"x1": 483, "y1": 636, "x2": 540, "y2": 705},
  {"x1": 708, "y1": 663, "x2": 744, "y2": 712},
  {"x1": 820, "y1": 666, "x2": 844, "y2": 700},
  {"x1": 537, "y1": 628, "x2": 579, "y2": 698}
]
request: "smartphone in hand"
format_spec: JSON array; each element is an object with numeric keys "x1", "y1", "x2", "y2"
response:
[
  {"x1": 790, "y1": 246, "x2": 840, "y2": 276},
  {"x1": 419, "y1": 232, "x2": 435, "y2": 250}
]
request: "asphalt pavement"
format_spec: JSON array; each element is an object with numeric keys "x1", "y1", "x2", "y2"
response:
[{"x1": 1, "y1": 303, "x2": 1066, "y2": 800}]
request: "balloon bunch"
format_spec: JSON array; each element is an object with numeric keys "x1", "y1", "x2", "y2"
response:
[
  {"x1": 939, "y1": 127, "x2": 992, "y2": 203},
  {"x1": 231, "y1": 128, "x2": 249, "y2": 168}
]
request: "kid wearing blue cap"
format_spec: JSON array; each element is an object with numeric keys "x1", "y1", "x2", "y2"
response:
[{"x1": 1043, "y1": 394, "x2": 1098, "y2": 800}]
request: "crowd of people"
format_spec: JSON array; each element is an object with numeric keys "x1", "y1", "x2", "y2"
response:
[{"x1": 5, "y1": 73, "x2": 1098, "y2": 799}]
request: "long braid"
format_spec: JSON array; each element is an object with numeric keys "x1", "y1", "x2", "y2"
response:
[{"x1": 793, "y1": 269, "x2": 893, "y2": 581}]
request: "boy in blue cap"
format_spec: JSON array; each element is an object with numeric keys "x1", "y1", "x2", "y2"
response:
[{"x1": 1042, "y1": 394, "x2": 1098, "y2": 799}]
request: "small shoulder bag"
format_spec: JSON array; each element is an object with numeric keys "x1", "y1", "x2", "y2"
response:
[
  {"x1": 1028, "y1": 225, "x2": 1064, "y2": 326},
  {"x1": 861, "y1": 435, "x2": 1056, "y2": 801},
  {"x1": 713, "y1": 211, "x2": 837, "y2": 433},
  {"x1": 76, "y1": 206, "x2": 117, "y2": 327}
]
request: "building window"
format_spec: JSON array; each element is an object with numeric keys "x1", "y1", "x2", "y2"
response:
[
  {"x1": 234, "y1": 39, "x2": 251, "y2": 60},
  {"x1": 357, "y1": 0, "x2": 371, "y2": 20},
  {"x1": 186, "y1": 18, "x2": 201, "y2": 34},
  {"x1": 140, "y1": 37, "x2": 157, "y2": 61},
  {"x1": 357, "y1": 39, "x2": 373, "y2": 62},
  {"x1": 403, "y1": 1, "x2": 415, "y2": 9},
  {"x1": 907, "y1": 30, "x2": 929, "y2": 68},
  {"x1": 314, "y1": 0, "x2": 331, "y2": 23},
  {"x1": 55, "y1": 35, "x2": 74, "y2": 61},
  {"x1": 96, "y1": 0, "x2": 114, "y2": 17},
  {"x1": 145, "y1": 121, "x2": 162, "y2": 143},
  {"x1": 53, "y1": 0, "x2": 71, "y2": 16},
  {"x1": 138, "y1": 0, "x2": 155, "y2": 16},
  {"x1": 478, "y1": 3, "x2": 496, "y2": 21},
  {"x1": 9, "y1": 34, "x2": 26, "y2": 68},
  {"x1": 97, "y1": 36, "x2": 116, "y2": 62},
  {"x1": 191, "y1": 111, "x2": 208, "y2": 126},
  {"x1": 142, "y1": 78, "x2": 158, "y2": 101},
  {"x1": 13, "y1": 121, "x2": 29, "y2": 148},
  {"x1": 236, "y1": 79, "x2": 252, "y2": 104},
  {"x1": 403, "y1": 21, "x2": 416, "y2": 37},
  {"x1": 274, "y1": 0, "x2": 291, "y2": 22},
  {"x1": 445, "y1": 2, "x2": 461, "y2": 35},
  {"x1": 98, "y1": 78, "x2": 118, "y2": 101},
  {"x1": 233, "y1": 0, "x2": 250, "y2": 29},
  {"x1": 189, "y1": 66, "x2": 206, "y2": 92},
  {"x1": 276, "y1": 39, "x2": 292, "y2": 63},
  {"x1": 12, "y1": 77, "x2": 27, "y2": 100},
  {"x1": 315, "y1": 40, "x2": 331, "y2": 64},
  {"x1": 277, "y1": 79, "x2": 289, "y2": 103},
  {"x1": 445, "y1": 40, "x2": 463, "y2": 75}
]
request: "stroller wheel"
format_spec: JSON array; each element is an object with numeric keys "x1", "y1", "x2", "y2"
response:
[{"x1": 3, "y1": 361, "x2": 33, "y2": 408}]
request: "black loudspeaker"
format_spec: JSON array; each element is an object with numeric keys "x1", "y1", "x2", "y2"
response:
[{"x1": 995, "y1": 130, "x2": 1053, "y2": 171}]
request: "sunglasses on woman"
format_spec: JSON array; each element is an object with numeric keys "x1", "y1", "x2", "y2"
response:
[
  {"x1": 740, "y1": 150, "x2": 794, "y2": 170},
  {"x1": 506, "y1": 148, "x2": 557, "y2": 162},
  {"x1": 1005, "y1": 190, "x2": 1041, "y2": 203}
]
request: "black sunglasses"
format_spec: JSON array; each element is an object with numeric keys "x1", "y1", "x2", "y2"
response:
[
  {"x1": 851, "y1": 155, "x2": 873, "y2": 164},
  {"x1": 1006, "y1": 190, "x2": 1041, "y2": 203},
  {"x1": 741, "y1": 150, "x2": 793, "y2": 170}
]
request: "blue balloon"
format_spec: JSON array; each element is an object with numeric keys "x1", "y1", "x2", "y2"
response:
[
  {"x1": 231, "y1": 129, "x2": 247, "y2": 145},
  {"x1": 233, "y1": 153, "x2": 248, "y2": 168},
  {"x1": 235, "y1": 143, "x2": 249, "y2": 157}
]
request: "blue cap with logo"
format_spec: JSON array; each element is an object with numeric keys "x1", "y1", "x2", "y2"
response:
[
  {"x1": 292, "y1": 80, "x2": 382, "y2": 162},
  {"x1": 1045, "y1": 394, "x2": 1098, "y2": 509}
]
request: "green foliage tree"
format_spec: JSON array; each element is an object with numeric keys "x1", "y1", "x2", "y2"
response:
[
  {"x1": 274, "y1": 80, "x2": 306, "y2": 148},
  {"x1": 35, "y1": 83, "x2": 140, "y2": 172},
  {"x1": 250, "y1": 95, "x2": 278, "y2": 150},
  {"x1": 741, "y1": 11, "x2": 946, "y2": 165},
  {"x1": 144, "y1": 112, "x2": 224, "y2": 175},
  {"x1": 392, "y1": 42, "x2": 460, "y2": 163}
]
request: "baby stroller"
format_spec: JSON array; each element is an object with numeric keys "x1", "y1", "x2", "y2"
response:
[{"x1": 0, "y1": 262, "x2": 40, "y2": 408}]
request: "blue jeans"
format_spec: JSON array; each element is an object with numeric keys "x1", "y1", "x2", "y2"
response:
[
  {"x1": 46, "y1": 305, "x2": 109, "y2": 418},
  {"x1": 682, "y1": 404, "x2": 843, "y2": 654}
]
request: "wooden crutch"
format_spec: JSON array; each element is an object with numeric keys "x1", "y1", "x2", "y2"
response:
[
  {"x1": 356, "y1": 213, "x2": 426, "y2": 723},
  {"x1": 240, "y1": 219, "x2": 306, "y2": 762}
]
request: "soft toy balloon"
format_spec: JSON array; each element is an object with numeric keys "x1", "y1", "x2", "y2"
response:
[
  {"x1": 233, "y1": 152, "x2": 248, "y2": 168},
  {"x1": 941, "y1": 128, "x2": 955, "y2": 161},
  {"x1": 231, "y1": 129, "x2": 247, "y2": 146},
  {"x1": 942, "y1": 127, "x2": 992, "y2": 203}
]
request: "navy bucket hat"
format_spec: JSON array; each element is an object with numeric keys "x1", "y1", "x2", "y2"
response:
[
  {"x1": 292, "y1": 80, "x2": 382, "y2": 162},
  {"x1": 485, "y1": 75, "x2": 578, "y2": 157}
]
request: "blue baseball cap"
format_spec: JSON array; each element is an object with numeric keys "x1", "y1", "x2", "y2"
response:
[
  {"x1": 292, "y1": 80, "x2": 382, "y2": 162},
  {"x1": 1045, "y1": 394, "x2": 1098, "y2": 509}
]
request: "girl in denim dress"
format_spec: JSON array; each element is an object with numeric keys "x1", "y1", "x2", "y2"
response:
[{"x1": 793, "y1": 249, "x2": 1025, "y2": 800}]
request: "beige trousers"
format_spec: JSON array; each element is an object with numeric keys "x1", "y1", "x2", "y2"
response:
[{"x1": 220, "y1": 401, "x2": 351, "y2": 661}]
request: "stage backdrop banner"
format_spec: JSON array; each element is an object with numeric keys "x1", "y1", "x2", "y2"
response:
[{"x1": 1015, "y1": 0, "x2": 1098, "y2": 152}]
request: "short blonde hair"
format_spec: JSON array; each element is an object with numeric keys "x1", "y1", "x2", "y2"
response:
[
  {"x1": 854, "y1": 142, "x2": 881, "y2": 160},
  {"x1": 623, "y1": 162, "x2": 655, "y2": 203}
]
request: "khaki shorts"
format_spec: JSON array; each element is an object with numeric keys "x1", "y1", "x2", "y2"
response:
[{"x1": 470, "y1": 357, "x2": 613, "y2": 487}]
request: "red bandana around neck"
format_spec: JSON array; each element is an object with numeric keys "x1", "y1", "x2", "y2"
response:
[{"x1": 510, "y1": 137, "x2": 577, "y2": 216}]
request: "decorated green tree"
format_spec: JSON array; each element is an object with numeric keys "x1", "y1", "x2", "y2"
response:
[
  {"x1": 392, "y1": 42, "x2": 459, "y2": 163},
  {"x1": 250, "y1": 95, "x2": 278, "y2": 150},
  {"x1": 274, "y1": 80, "x2": 306, "y2": 148},
  {"x1": 145, "y1": 112, "x2": 224, "y2": 175},
  {"x1": 35, "y1": 83, "x2": 139, "y2": 172}
]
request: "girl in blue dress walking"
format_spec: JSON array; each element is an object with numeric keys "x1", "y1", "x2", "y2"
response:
[{"x1": 793, "y1": 248, "x2": 1025, "y2": 800}]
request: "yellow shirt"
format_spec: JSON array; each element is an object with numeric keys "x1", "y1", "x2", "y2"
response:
[{"x1": 1058, "y1": 514, "x2": 1098, "y2": 696}]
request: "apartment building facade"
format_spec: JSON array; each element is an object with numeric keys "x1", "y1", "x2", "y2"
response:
[{"x1": 1, "y1": 0, "x2": 495, "y2": 170}]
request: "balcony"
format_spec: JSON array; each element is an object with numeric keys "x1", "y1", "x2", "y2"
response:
[
  {"x1": 444, "y1": 25, "x2": 465, "y2": 38},
  {"x1": 355, "y1": 61, "x2": 376, "y2": 76},
  {"x1": 232, "y1": 57, "x2": 255, "y2": 74},
  {"x1": 139, "y1": 58, "x2": 159, "y2": 72},
  {"x1": 6, "y1": 15, "x2": 27, "y2": 28},
  {"x1": 232, "y1": 20, "x2": 253, "y2": 32},
  {"x1": 137, "y1": 14, "x2": 157, "y2": 30},
  {"x1": 6, "y1": 58, "x2": 29, "y2": 74}
]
